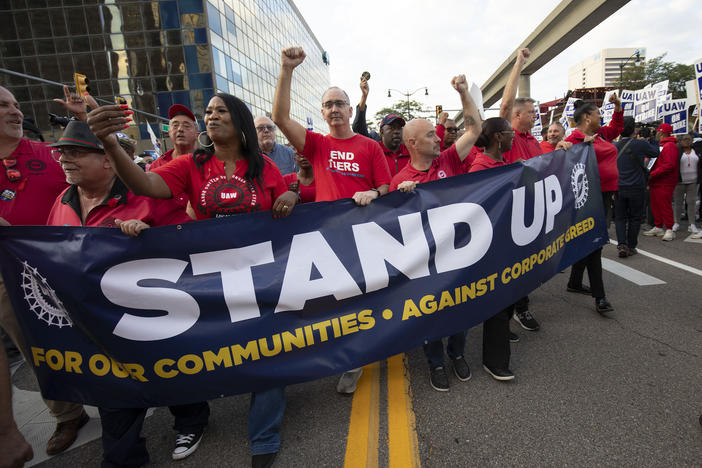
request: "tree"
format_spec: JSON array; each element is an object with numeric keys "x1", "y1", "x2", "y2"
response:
[
  {"x1": 618, "y1": 54, "x2": 694, "y2": 98},
  {"x1": 374, "y1": 99, "x2": 427, "y2": 122}
]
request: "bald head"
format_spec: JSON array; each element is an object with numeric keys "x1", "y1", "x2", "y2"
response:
[
  {"x1": 321, "y1": 86, "x2": 350, "y2": 104},
  {"x1": 403, "y1": 119, "x2": 440, "y2": 160}
]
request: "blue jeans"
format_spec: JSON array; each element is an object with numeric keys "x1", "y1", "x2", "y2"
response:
[
  {"x1": 249, "y1": 387, "x2": 286, "y2": 455},
  {"x1": 423, "y1": 331, "x2": 466, "y2": 368}
]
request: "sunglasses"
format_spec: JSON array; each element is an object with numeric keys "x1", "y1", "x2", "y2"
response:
[{"x1": 3, "y1": 158, "x2": 21, "y2": 183}]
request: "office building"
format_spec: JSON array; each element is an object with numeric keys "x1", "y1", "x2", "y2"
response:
[
  {"x1": 0, "y1": 0, "x2": 330, "y2": 142},
  {"x1": 568, "y1": 47, "x2": 646, "y2": 90}
]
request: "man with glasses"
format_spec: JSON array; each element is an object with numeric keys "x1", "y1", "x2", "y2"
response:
[
  {"x1": 0, "y1": 86, "x2": 92, "y2": 457},
  {"x1": 273, "y1": 46, "x2": 391, "y2": 394},
  {"x1": 436, "y1": 112, "x2": 459, "y2": 151},
  {"x1": 149, "y1": 104, "x2": 200, "y2": 219},
  {"x1": 46, "y1": 120, "x2": 192, "y2": 467},
  {"x1": 254, "y1": 115, "x2": 297, "y2": 175}
]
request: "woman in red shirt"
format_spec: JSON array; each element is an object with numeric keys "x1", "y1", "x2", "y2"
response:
[
  {"x1": 563, "y1": 97, "x2": 623, "y2": 315},
  {"x1": 469, "y1": 118, "x2": 517, "y2": 381},
  {"x1": 88, "y1": 93, "x2": 297, "y2": 467}
]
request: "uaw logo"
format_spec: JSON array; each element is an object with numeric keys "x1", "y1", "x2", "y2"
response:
[
  {"x1": 438, "y1": 170, "x2": 448, "y2": 179},
  {"x1": 570, "y1": 162, "x2": 589, "y2": 209},
  {"x1": 20, "y1": 262, "x2": 72, "y2": 328}
]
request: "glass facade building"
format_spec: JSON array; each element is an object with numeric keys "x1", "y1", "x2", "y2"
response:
[{"x1": 0, "y1": 0, "x2": 330, "y2": 141}]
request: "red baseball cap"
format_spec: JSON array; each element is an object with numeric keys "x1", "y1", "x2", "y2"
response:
[
  {"x1": 168, "y1": 104, "x2": 195, "y2": 122},
  {"x1": 656, "y1": 123, "x2": 673, "y2": 135}
]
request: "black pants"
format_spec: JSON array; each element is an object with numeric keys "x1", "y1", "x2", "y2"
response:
[
  {"x1": 614, "y1": 187, "x2": 645, "y2": 249},
  {"x1": 568, "y1": 248, "x2": 604, "y2": 299},
  {"x1": 99, "y1": 402, "x2": 209, "y2": 467},
  {"x1": 483, "y1": 303, "x2": 512, "y2": 369}
]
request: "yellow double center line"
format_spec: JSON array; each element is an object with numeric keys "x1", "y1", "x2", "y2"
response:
[{"x1": 343, "y1": 354, "x2": 421, "y2": 468}]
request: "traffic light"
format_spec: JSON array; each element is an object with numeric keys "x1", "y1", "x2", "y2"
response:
[
  {"x1": 74, "y1": 73, "x2": 90, "y2": 96},
  {"x1": 435, "y1": 105, "x2": 443, "y2": 119}
]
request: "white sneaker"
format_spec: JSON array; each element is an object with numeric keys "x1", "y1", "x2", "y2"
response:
[
  {"x1": 643, "y1": 226, "x2": 665, "y2": 237},
  {"x1": 662, "y1": 229, "x2": 675, "y2": 241},
  {"x1": 691, "y1": 231, "x2": 702, "y2": 239},
  {"x1": 671, "y1": 223, "x2": 679, "y2": 232},
  {"x1": 688, "y1": 224, "x2": 700, "y2": 233}
]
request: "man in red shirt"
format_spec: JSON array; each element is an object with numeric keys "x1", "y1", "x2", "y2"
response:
[
  {"x1": 540, "y1": 122, "x2": 565, "y2": 154},
  {"x1": 390, "y1": 74, "x2": 482, "y2": 391},
  {"x1": 0, "y1": 86, "x2": 91, "y2": 456},
  {"x1": 496, "y1": 48, "x2": 542, "y2": 332},
  {"x1": 149, "y1": 104, "x2": 199, "y2": 219},
  {"x1": 377, "y1": 114, "x2": 410, "y2": 176},
  {"x1": 436, "y1": 112, "x2": 459, "y2": 152},
  {"x1": 47, "y1": 120, "x2": 210, "y2": 466},
  {"x1": 273, "y1": 46, "x2": 391, "y2": 393},
  {"x1": 644, "y1": 123, "x2": 679, "y2": 241}
]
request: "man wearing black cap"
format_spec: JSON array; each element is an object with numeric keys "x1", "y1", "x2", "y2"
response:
[
  {"x1": 46, "y1": 120, "x2": 204, "y2": 466},
  {"x1": 378, "y1": 114, "x2": 410, "y2": 176}
]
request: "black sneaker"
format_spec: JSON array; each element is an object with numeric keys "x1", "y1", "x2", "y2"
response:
[
  {"x1": 252, "y1": 452, "x2": 277, "y2": 468},
  {"x1": 429, "y1": 366, "x2": 449, "y2": 391},
  {"x1": 451, "y1": 356, "x2": 471, "y2": 381},
  {"x1": 627, "y1": 247, "x2": 638, "y2": 256},
  {"x1": 567, "y1": 283, "x2": 592, "y2": 295},
  {"x1": 595, "y1": 298, "x2": 614, "y2": 314},
  {"x1": 617, "y1": 245, "x2": 628, "y2": 258},
  {"x1": 513, "y1": 309, "x2": 540, "y2": 331},
  {"x1": 509, "y1": 331, "x2": 520, "y2": 343},
  {"x1": 483, "y1": 364, "x2": 515, "y2": 381},
  {"x1": 172, "y1": 427, "x2": 205, "y2": 460}
]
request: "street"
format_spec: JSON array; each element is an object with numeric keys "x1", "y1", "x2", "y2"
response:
[{"x1": 13, "y1": 224, "x2": 702, "y2": 467}]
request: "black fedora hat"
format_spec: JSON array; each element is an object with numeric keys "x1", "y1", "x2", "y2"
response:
[{"x1": 48, "y1": 120, "x2": 104, "y2": 151}]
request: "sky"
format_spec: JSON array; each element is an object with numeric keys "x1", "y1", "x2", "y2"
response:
[{"x1": 292, "y1": 0, "x2": 701, "y2": 123}]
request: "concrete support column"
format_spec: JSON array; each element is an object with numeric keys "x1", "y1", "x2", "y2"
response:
[{"x1": 518, "y1": 74, "x2": 531, "y2": 98}]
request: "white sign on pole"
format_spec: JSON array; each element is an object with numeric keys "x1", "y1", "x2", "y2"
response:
[
  {"x1": 469, "y1": 82, "x2": 485, "y2": 120},
  {"x1": 564, "y1": 97, "x2": 578, "y2": 118},
  {"x1": 659, "y1": 99, "x2": 688, "y2": 135},
  {"x1": 634, "y1": 88, "x2": 657, "y2": 123},
  {"x1": 620, "y1": 90, "x2": 635, "y2": 117},
  {"x1": 146, "y1": 122, "x2": 161, "y2": 156},
  {"x1": 531, "y1": 101, "x2": 542, "y2": 142},
  {"x1": 601, "y1": 90, "x2": 619, "y2": 125}
]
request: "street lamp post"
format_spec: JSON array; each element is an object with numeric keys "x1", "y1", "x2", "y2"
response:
[
  {"x1": 387, "y1": 87, "x2": 429, "y2": 120},
  {"x1": 619, "y1": 49, "x2": 641, "y2": 89}
]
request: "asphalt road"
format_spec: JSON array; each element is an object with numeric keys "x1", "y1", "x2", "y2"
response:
[{"x1": 14, "y1": 223, "x2": 702, "y2": 467}]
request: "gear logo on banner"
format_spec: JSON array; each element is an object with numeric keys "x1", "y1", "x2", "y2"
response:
[
  {"x1": 20, "y1": 261, "x2": 72, "y2": 328},
  {"x1": 570, "y1": 163, "x2": 589, "y2": 209}
]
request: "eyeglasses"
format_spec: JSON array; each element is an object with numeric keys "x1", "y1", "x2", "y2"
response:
[
  {"x1": 255, "y1": 125, "x2": 275, "y2": 133},
  {"x1": 445, "y1": 127, "x2": 458, "y2": 133},
  {"x1": 52, "y1": 147, "x2": 101, "y2": 160},
  {"x1": 322, "y1": 100, "x2": 349, "y2": 110},
  {"x1": 3, "y1": 158, "x2": 21, "y2": 182},
  {"x1": 169, "y1": 122, "x2": 195, "y2": 130}
]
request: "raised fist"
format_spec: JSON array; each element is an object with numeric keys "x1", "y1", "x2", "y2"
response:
[
  {"x1": 451, "y1": 74, "x2": 468, "y2": 93},
  {"x1": 608, "y1": 93, "x2": 621, "y2": 106},
  {"x1": 439, "y1": 111, "x2": 449, "y2": 125},
  {"x1": 281, "y1": 47, "x2": 306, "y2": 69},
  {"x1": 517, "y1": 48, "x2": 531, "y2": 63}
]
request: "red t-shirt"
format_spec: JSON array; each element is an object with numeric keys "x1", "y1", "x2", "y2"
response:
[
  {"x1": 46, "y1": 178, "x2": 190, "y2": 227},
  {"x1": 148, "y1": 149, "x2": 189, "y2": 209},
  {"x1": 540, "y1": 140, "x2": 556, "y2": 154},
  {"x1": 153, "y1": 153, "x2": 288, "y2": 220},
  {"x1": 0, "y1": 139, "x2": 68, "y2": 225},
  {"x1": 283, "y1": 172, "x2": 316, "y2": 204},
  {"x1": 300, "y1": 130, "x2": 392, "y2": 201},
  {"x1": 389, "y1": 146, "x2": 462, "y2": 191},
  {"x1": 469, "y1": 152, "x2": 507, "y2": 172},
  {"x1": 502, "y1": 128, "x2": 542, "y2": 163},
  {"x1": 461, "y1": 146, "x2": 483, "y2": 173},
  {"x1": 378, "y1": 141, "x2": 410, "y2": 176}
]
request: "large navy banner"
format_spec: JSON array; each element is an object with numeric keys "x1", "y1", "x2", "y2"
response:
[{"x1": 0, "y1": 144, "x2": 606, "y2": 408}]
